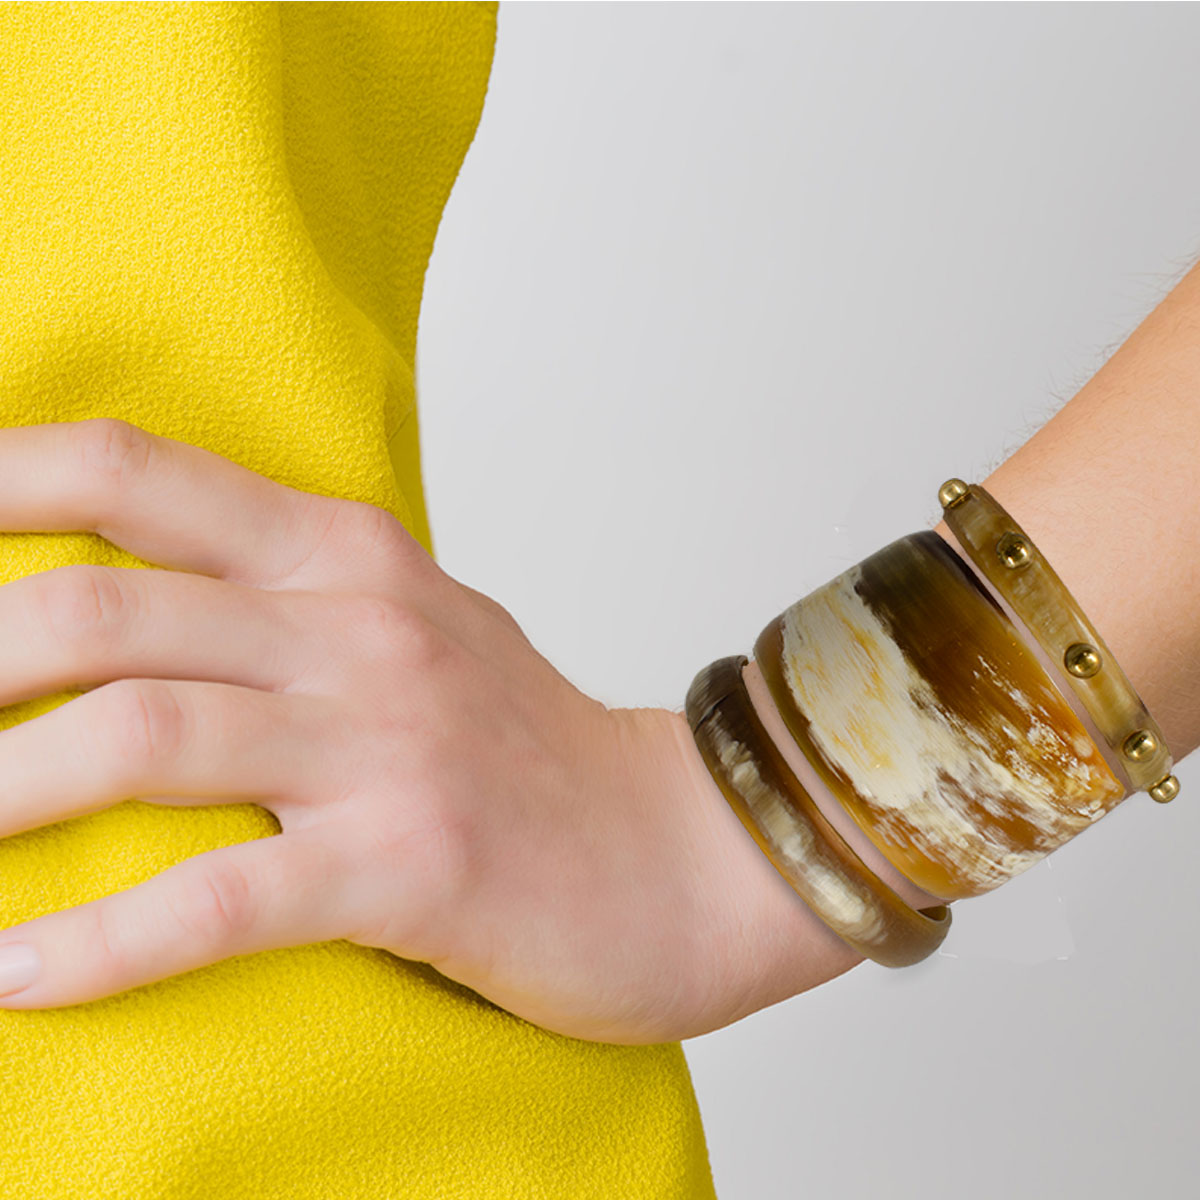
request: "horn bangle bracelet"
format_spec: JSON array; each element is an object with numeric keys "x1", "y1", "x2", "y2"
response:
[
  {"x1": 684, "y1": 654, "x2": 951, "y2": 968},
  {"x1": 752, "y1": 527, "x2": 1127, "y2": 902},
  {"x1": 687, "y1": 475, "x2": 1179, "y2": 954},
  {"x1": 936, "y1": 479, "x2": 1179, "y2": 804}
]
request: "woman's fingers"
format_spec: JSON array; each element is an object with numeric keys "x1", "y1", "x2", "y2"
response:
[
  {"x1": 0, "y1": 827, "x2": 354, "y2": 1009},
  {"x1": 0, "y1": 564, "x2": 324, "y2": 706},
  {"x1": 0, "y1": 418, "x2": 424, "y2": 590},
  {"x1": 0, "y1": 678, "x2": 334, "y2": 839}
]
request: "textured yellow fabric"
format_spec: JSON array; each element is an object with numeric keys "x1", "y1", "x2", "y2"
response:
[{"x1": 0, "y1": 4, "x2": 717, "y2": 1196}]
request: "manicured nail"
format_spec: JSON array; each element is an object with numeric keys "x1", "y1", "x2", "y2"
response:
[{"x1": 0, "y1": 943, "x2": 41, "y2": 997}]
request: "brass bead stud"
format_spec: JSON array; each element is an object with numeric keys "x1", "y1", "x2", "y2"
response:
[
  {"x1": 1149, "y1": 774, "x2": 1181, "y2": 804},
  {"x1": 938, "y1": 478, "x2": 970, "y2": 509},
  {"x1": 996, "y1": 531, "x2": 1031, "y2": 569},
  {"x1": 1063, "y1": 642, "x2": 1102, "y2": 678},
  {"x1": 1122, "y1": 728, "x2": 1159, "y2": 762}
]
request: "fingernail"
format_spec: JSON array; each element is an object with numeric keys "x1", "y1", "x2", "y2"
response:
[{"x1": 0, "y1": 943, "x2": 41, "y2": 997}]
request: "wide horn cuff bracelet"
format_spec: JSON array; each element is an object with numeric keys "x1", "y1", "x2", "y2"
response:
[
  {"x1": 752, "y1": 528, "x2": 1128, "y2": 902},
  {"x1": 685, "y1": 654, "x2": 952, "y2": 967},
  {"x1": 936, "y1": 478, "x2": 1179, "y2": 804}
]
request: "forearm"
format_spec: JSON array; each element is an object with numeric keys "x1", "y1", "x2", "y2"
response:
[
  {"x1": 934, "y1": 258, "x2": 1200, "y2": 762},
  {"x1": 676, "y1": 255, "x2": 1200, "y2": 1006}
]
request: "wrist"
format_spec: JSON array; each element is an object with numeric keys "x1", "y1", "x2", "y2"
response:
[{"x1": 651, "y1": 703, "x2": 868, "y2": 1021}]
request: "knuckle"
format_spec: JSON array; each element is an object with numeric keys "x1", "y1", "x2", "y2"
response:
[
  {"x1": 74, "y1": 418, "x2": 152, "y2": 494},
  {"x1": 97, "y1": 678, "x2": 189, "y2": 769},
  {"x1": 459, "y1": 581, "x2": 530, "y2": 644},
  {"x1": 343, "y1": 499, "x2": 399, "y2": 548},
  {"x1": 416, "y1": 812, "x2": 474, "y2": 908},
  {"x1": 337, "y1": 500, "x2": 424, "y2": 567},
  {"x1": 39, "y1": 564, "x2": 130, "y2": 653},
  {"x1": 279, "y1": 497, "x2": 413, "y2": 587},
  {"x1": 171, "y1": 859, "x2": 256, "y2": 948},
  {"x1": 350, "y1": 595, "x2": 447, "y2": 668},
  {"x1": 350, "y1": 809, "x2": 473, "y2": 946},
  {"x1": 88, "y1": 902, "x2": 133, "y2": 982}
]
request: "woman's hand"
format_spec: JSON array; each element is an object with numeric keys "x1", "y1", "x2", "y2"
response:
[{"x1": 0, "y1": 419, "x2": 860, "y2": 1043}]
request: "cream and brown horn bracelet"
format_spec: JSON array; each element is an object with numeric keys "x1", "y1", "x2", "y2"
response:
[
  {"x1": 748, "y1": 495, "x2": 1176, "y2": 907},
  {"x1": 752, "y1": 528, "x2": 1122, "y2": 902}
]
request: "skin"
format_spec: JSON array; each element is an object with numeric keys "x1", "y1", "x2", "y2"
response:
[{"x1": 0, "y1": 259, "x2": 1196, "y2": 1041}]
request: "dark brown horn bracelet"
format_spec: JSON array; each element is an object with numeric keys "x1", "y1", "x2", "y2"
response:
[{"x1": 685, "y1": 654, "x2": 951, "y2": 967}]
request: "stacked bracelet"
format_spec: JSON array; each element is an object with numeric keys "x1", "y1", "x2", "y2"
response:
[
  {"x1": 937, "y1": 479, "x2": 1179, "y2": 804},
  {"x1": 686, "y1": 476, "x2": 1177, "y2": 967},
  {"x1": 685, "y1": 654, "x2": 951, "y2": 967}
]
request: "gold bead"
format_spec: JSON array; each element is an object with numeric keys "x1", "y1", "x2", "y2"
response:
[
  {"x1": 1063, "y1": 642, "x2": 1102, "y2": 678},
  {"x1": 1149, "y1": 774, "x2": 1180, "y2": 804},
  {"x1": 938, "y1": 478, "x2": 970, "y2": 509},
  {"x1": 995, "y1": 531, "x2": 1031, "y2": 569},
  {"x1": 1122, "y1": 728, "x2": 1159, "y2": 762}
]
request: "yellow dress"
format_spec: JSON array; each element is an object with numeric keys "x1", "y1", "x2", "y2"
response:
[{"x1": 0, "y1": 4, "x2": 717, "y2": 1196}]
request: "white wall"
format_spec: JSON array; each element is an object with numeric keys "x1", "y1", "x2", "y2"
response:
[{"x1": 417, "y1": 4, "x2": 1200, "y2": 1197}]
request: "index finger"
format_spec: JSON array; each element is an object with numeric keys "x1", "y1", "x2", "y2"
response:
[{"x1": 0, "y1": 419, "x2": 409, "y2": 589}]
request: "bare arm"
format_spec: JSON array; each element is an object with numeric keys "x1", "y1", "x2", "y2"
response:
[
  {"x1": 666, "y1": 256, "x2": 1200, "y2": 1013},
  {"x1": 935, "y1": 261, "x2": 1200, "y2": 763}
]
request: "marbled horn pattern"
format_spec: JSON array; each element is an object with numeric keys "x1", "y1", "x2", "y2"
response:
[
  {"x1": 686, "y1": 655, "x2": 951, "y2": 967},
  {"x1": 754, "y1": 531, "x2": 1126, "y2": 901}
]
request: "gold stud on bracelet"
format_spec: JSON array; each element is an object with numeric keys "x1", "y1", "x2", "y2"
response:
[
  {"x1": 1063, "y1": 642, "x2": 1102, "y2": 678},
  {"x1": 1122, "y1": 728, "x2": 1159, "y2": 762},
  {"x1": 938, "y1": 478, "x2": 970, "y2": 509},
  {"x1": 1148, "y1": 774, "x2": 1181, "y2": 804},
  {"x1": 996, "y1": 531, "x2": 1032, "y2": 569}
]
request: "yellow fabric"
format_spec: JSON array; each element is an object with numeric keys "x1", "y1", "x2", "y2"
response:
[{"x1": 0, "y1": 4, "x2": 716, "y2": 1196}]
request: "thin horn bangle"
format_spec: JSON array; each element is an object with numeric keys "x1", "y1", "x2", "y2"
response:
[
  {"x1": 685, "y1": 654, "x2": 951, "y2": 968},
  {"x1": 938, "y1": 479, "x2": 1179, "y2": 804}
]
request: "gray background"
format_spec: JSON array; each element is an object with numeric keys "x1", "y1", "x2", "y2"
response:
[{"x1": 416, "y1": 4, "x2": 1200, "y2": 1197}]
